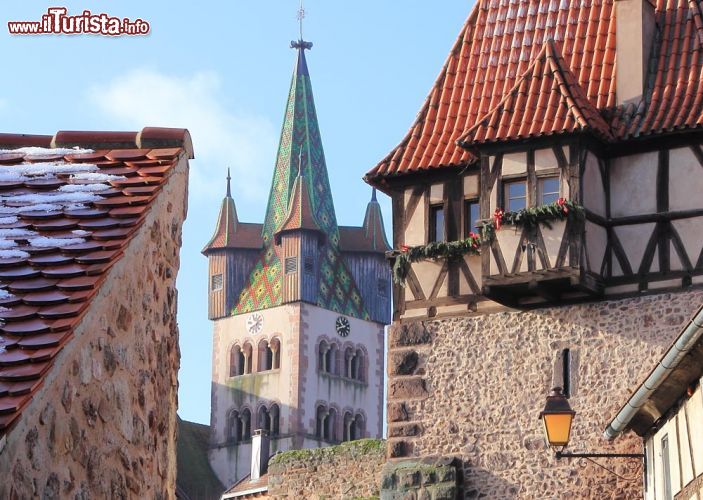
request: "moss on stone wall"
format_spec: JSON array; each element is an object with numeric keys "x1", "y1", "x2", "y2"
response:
[
  {"x1": 267, "y1": 439, "x2": 386, "y2": 498},
  {"x1": 269, "y1": 438, "x2": 384, "y2": 466}
]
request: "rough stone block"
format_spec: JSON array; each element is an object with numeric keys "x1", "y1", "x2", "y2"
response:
[
  {"x1": 388, "y1": 423, "x2": 421, "y2": 438},
  {"x1": 399, "y1": 470, "x2": 421, "y2": 488},
  {"x1": 388, "y1": 402, "x2": 410, "y2": 422},
  {"x1": 388, "y1": 377, "x2": 428, "y2": 400},
  {"x1": 390, "y1": 350, "x2": 420, "y2": 375},
  {"x1": 430, "y1": 485, "x2": 457, "y2": 500},
  {"x1": 388, "y1": 440, "x2": 412, "y2": 458},
  {"x1": 390, "y1": 321, "x2": 431, "y2": 348}
]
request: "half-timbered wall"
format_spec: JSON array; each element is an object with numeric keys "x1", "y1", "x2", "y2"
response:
[
  {"x1": 394, "y1": 174, "x2": 486, "y2": 321},
  {"x1": 390, "y1": 141, "x2": 703, "y2": 320},
  {"x1": 645, "y1": 379, "x2": 703, "y2": 500}
]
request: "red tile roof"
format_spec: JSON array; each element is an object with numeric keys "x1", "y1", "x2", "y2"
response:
[
  {"x1": 0, "y1": 127, "x2": 192, "y2": 436},
  {"x1": 367, "y1": 0, "x2": 703, "y2": 181},
  {"x1": 459, "y1": 38, "x2": 614, "y2": 145},
  {"x1": 222, "y1": 473, "x2": 268, "y2": 498}
]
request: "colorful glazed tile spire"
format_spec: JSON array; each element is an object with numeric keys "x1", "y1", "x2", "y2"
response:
[{"x1": 233, "y1": 42, "x2": 369, "y2": 319}]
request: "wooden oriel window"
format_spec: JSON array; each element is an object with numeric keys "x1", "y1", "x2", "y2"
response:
[
  {"x1": 429, "y1": 204, "x2": 445, "y2": 242},
  {"x1": 504, "y1": 180, "x2": 527, "y2": 211},
  {"x1": 464, "y1": 199, "x2": 481, "y2": 236},
  {"x1": 538, "y1": 176, "x2": 560, "y2": 205}
]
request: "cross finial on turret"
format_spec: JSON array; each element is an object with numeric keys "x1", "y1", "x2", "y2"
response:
[{"x1": 226, "y1": 168, "x2": 232, "y2": 197}]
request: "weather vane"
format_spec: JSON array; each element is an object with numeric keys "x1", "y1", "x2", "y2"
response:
[
  {"x1": 291, "y1": 1, "x2": 313, "y2": 50},
  {"x1": 297, "y1": 1, "x2": 305, "y2": 40}
]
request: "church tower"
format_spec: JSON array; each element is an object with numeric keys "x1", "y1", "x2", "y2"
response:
[{"x1": 202, "y1": 39, "x2": 390, "y2": 488}]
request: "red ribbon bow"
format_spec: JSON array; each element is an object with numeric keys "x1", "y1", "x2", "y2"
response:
[{"x1": 493, "y1": 208, "x2": 504, "y2": 230}]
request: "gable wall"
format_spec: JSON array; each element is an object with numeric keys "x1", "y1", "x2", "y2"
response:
[{"x1": 0, "y1": 156, "x2": 188, "y2": 499}]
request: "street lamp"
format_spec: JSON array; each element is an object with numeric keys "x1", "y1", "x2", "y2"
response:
[
  {"x1": 538, "y1": 387, "x2": 643, "y2": 460},
  {"x1": 539, "y1": 387, "x2": 575, "y2": 450}
]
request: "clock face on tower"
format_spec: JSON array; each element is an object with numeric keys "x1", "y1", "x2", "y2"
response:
[
  {"x1": 246, "y1": 313, "x2": 263, "y2": 335},
  {"x1": 335, "y1": 316, "x2": 351, "y2": 337}
]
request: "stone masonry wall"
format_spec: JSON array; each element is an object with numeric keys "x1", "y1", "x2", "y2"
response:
[
  {"x1": 267, "y1": 439, "x2": 386, "y2": 499},
  {"x1": 0, "y1": 157, "x2": 188, "y2": 499},
  {"x1": 387, "y1": 289, "x2": 703, "y2": 499}
]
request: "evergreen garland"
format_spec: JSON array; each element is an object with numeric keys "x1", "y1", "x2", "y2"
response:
[
  {"x1": 392, "y1": 198, "x2": 584, "y2": 286},
  {"x1": 392, "y1": 233, "x2": 481, "y2": 285}
]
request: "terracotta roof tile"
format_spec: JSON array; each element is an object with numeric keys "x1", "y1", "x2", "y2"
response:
[
  {"x1": 367, "y1": 0, "x2": 703, "y2": 181},
  {"x1": 0, "y1": 126, "x2": 190, "y2": 435},
  {"x1": 460, "y1": 39, "x2": 614, "y2": 145}
]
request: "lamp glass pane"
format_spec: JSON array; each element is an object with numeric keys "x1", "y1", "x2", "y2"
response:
[{"x1": 542, "y1": 413, "x2": 573, "y2": 447}]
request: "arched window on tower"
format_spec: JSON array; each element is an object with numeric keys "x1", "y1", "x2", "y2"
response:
[
  {"x1": 353, "y1": 413, "x2": 365, "y2": 440},
  {"x1": 270, "y1": 338, "x2": 281, "y2": 370},
  {"x1": 319, "y1": 340, "x2": 329, "y2": 373},
  {"x1": 241, "y1": 342, "x2": 253, "y2": 374},
  {"x1": 326, "y1": 343, "x2": 338, "y2": 375},
  {"x1": 344, "y1": 347, "x2": 366, "y2": 382},
  {"x1": 240, "y1": 408, "x2": 252, "y2": 441},
  {"x1": 315, "y1": 404, "x2": 327, "y2": 439},
  {"x1": 352, "y1": 348, "x2": 364, "y2": 382},
  {"x1": 257, "y1": 339, "x2": 273, "y2": 372},
  {"x1": 270, "y1": 404, "x2": 280, "y2": 436},
  {"x1": 227, "y1": 409, "x2": 240, "y2": 443},
  {"x1": 344, "y1": 347, "x2": 355, "y2": 378},
  {"x1": 257, "y1": 405, "x2": 271, "y2": 434},
  {"x1": 230, "y1": 344, "x2": 246, "y2": 377},
  {"x1": 343, "y1": 411, "x2": 353, "y2": 442},
  {"x1": 325, "y1": 407, "x2": 338, "y2": 443}
]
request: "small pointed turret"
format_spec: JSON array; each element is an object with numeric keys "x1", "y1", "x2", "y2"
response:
[
  {"x1": 202, "y1": 169, "x2": 239, "y2": 254},
  {"x1": 362, "y1": 188, "x2": 390, "y2": 251},
  {"x1": 276, "y1": 170, "x2": 322, "y2": 241}
]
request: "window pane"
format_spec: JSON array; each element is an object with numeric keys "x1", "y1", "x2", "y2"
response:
[
  {"x1": 430, "y1": 206, "x2": 445, "y2": 242},
  {"x1": 508, "y1": 182, "x2": 526, "y2": 198},
  {"x1": 540, "y1": 177, "x2": 560, "y2": 205},
  {"x1": 505, "y1": 180, "x2": 527, "y2": 212},
  {"x1": 465, "y1": 201, "x2": 481, "y2": 235}
]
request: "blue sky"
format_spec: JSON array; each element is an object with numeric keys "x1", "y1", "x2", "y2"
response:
[{"x1": 1, "y1": 1, "x2": 471, "y2": 424}]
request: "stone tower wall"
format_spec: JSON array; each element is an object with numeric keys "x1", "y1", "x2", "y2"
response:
[{"x1": 386, "y1": 289, "x2": 703, "y2": 498}]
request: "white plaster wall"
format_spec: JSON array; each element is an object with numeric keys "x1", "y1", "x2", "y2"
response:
[
  {"x1": 412, "y1": 261, "x2": 447, "y2": 298},
  {"x1": 464, "y1": 174, "x2": 480, "y2": 198},
  {"x1": 541, "y1": 220, "x2": 567, "y2": 268},
  {"x1": 586, "y1": 221, "x2": 607, "y2": 274},
  {"x1": 582, "y1": 151, "x2": 606, "y2": 217},
  {"x1": 502, "y1": 152, "x2": 528, "y2": 176},
  {"x1": 610, "y1": 152, "x2": 658, "y2": 217},
  {"x1": 669, "y1": 147, "x2": 703, "y2": 212},
  {"x1": 672, "y1": 217, "x2": 703, "y2": 267},
  {"x1": 405, "y1": 187, "x2": 426, "y2": 246},
  {"x1": 613, "y1": 223, "x2": 656, "y2": 274},
  {"x1": 534, "y1": 147, "x2": 560, "y2": 171}
]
